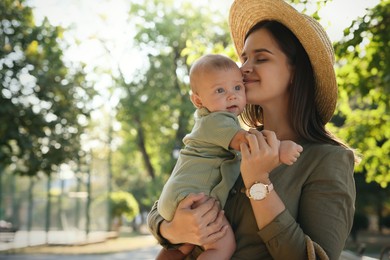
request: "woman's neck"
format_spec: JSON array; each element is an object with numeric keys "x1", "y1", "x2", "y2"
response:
[{"x1": 262, "y1": 108, "x2": 298, "y2": 141}]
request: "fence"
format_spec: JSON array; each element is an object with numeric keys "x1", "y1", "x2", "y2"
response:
[{"x1": 0, "y1": 155, "x2": 110, "y2": 245}]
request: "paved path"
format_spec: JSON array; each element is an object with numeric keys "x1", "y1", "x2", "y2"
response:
[
  {"x1": 0, "y1": 245, "x2": 161, "y2": 260},
  {"x1": 0, "y1": 231, "x2": 110, "y2": 251},
  {"x1": 1, "y1": 246, "x2": 383, "y2": 260}
]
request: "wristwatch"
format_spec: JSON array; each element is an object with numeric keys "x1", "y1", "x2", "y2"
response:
[{"x1": 245, "y1": 182, "x2": 274, "y2": 201}]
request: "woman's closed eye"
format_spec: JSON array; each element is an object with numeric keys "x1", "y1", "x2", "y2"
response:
[
  {"x1": 256, "y1": 58, "x2": 268, "y2": 63},
  {"x1": 255, "y1": 53, "x2": 269, "y2": 63}
]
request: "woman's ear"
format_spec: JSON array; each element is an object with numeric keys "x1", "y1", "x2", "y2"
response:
[{"x1": 190, "y1": 93, "x2": 203, "y2": 108}]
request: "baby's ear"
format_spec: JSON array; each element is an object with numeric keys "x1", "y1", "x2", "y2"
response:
[{"x1": 190, "y1": 93, "x2": 203, "y2": 108}]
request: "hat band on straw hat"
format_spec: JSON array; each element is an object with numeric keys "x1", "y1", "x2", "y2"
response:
[{"x1": 229, "y1": 0, "x2": 337, "y2": 123}]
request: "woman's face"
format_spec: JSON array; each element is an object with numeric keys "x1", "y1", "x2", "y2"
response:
[{"x1": 240, "y1": 28, "x2": 294, "y2": 109}]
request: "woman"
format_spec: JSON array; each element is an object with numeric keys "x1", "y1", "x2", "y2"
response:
[{"x1": 148, "y1": 0, "x2": 357, "y2": 259}]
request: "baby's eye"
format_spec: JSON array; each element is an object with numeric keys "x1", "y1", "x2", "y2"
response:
[
  {"x1": 216, "y1": 88, "x2": 225, "y2": 94},
  {"x1": 234, "y1": 85, "x2": 242, "y2": 91}
]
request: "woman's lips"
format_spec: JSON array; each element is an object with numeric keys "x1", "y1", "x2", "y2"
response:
[{"x1": 244, "y1": 78, "x2": 259, "y2": 85}]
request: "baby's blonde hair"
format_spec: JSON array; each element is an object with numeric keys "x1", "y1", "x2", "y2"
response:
[{"x1": 189, "y1": 54, "x2": 239, "y2": 93}]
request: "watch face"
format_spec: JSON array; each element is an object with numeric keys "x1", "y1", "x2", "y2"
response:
[{"x1": 250, "y1": 183, "x2": 267, "y2": 200}]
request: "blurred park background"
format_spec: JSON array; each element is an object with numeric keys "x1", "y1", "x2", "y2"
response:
[{"x1": 0, "y1": 0, "x2": 389, "y2": 258}]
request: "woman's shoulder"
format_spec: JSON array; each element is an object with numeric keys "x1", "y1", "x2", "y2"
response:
[
  {"x1": 301, "y1": 142, "x2": 355, "y2": 167},
  {"x1": 302, "y1": 142, "x2": 351, "y2": 154}
]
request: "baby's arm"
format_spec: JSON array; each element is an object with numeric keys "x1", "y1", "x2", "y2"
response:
[
  {"x1": 229, "y1": 129, "x2": 248, "y2": 151},
  {"x1": 279, "y1": 140, "x2": 303, "y2": 165},
  {"x1": 230, "y1": 129, "x2": 303, "y2": 165}
]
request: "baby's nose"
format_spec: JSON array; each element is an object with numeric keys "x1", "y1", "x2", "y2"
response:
[{"x1": 228, "y1": 93, "x2": 237, "y2": 100}]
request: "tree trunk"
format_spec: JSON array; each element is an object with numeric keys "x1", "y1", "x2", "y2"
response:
[{"x1": 135, "y1": 115, "x2": 155, "y2": 179}]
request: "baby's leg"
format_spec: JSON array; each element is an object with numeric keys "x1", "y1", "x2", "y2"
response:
[
  {"x1": 198, "y1": 214, "x2": 235, "y2": 260},
  {"x1": 156, "y1": 194, "x2": 206, "y2": 260},
  {"x1": 279, "y1": 140, "x2": 303, "y2": 165}
]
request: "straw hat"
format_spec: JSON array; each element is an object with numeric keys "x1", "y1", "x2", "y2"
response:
[{"x1": 229, "y1": 0, "x2": 337, "y2": 123}]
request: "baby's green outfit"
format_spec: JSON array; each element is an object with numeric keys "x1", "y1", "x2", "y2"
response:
[{"x1": 157, "y1": 107, "x2": 242, "y2": 221}]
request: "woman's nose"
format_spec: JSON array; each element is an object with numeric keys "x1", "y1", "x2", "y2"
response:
[{"x1": 240, "y1": 61, "x2": 252, "y2": 74}]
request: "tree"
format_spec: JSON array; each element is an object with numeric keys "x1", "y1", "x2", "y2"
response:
[
  {"x1": 109, "y1": 191, "x2": 139, "y2": 231},
  {"x1": 113, "y1": 0, "x2": 390, "y2": 213},
  {"x1": 333, "y1": 0, "x2": 390, "y2": 187},
  {"x1": 0, "y1": 0, "x2": 95, "y2": 177},
  {"x1": 115, "y1": 0, "x2": 234, "y2": 206},
  {"x1": 353, "y1": 172, "x2": 390, "y2": 232},
  {"x1": 330, "y1": 0, "x2": 390, "y2": 233}
]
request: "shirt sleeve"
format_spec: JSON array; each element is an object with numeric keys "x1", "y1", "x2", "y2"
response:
[
  {"x1": 186, "y1": 111, "x2": 242, "y2": 150},
  {"x1": 147, "y1": 200, "x2": 182, "y2": 249},
  {"x1": 258, "y1": 147, "x2": 355, "y2": 259}
]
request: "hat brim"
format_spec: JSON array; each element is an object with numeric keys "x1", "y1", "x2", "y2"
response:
[{"x1": 229, "y1": 0, "x2": 337, "y2": 123}]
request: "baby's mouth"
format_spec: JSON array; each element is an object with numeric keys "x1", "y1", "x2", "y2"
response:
[{"x1": 227, "y1": 105, "x2": 238, "y2": 112}]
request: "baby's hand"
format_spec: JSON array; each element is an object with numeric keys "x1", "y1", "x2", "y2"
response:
[{"x1": 279, "y1": 140, "x2": 303, "y2": 165}]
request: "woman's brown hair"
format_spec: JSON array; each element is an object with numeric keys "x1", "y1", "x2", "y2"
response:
[{"x1": 240, "y1": 21, "x2": 355, "y2": 152}]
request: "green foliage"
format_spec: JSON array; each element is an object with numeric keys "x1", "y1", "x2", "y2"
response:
[
  {"x1": 333, "y1": 0, "x2": 390, "y2": 187},
  {"x1": 115, "y1": 0, "x2": 233, "y2": 208},
  {"x1": 111, "y1": 0, "x2": 390, "y2": 213},
  {"x1": 109, "y1": 191, "x2": 139, "y2": 222},
  {"x1": 0, "y1": 0, "x2": 95, "y2": 176}
]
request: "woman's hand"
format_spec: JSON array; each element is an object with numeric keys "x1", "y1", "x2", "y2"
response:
[
  {"x1": 240, "y1": 129, "x2": 280, "y2": 186},
  {"x1": 160, "y1": 193, "x2": 228, "y2": 246}
]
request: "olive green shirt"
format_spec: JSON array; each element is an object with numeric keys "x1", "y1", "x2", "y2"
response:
[
  {"x1": 148, "y1": 141, "x2": 356, "y2": 260},
  {"x1": 158, "y1": 108, "x2": 241, "y2": 221}
]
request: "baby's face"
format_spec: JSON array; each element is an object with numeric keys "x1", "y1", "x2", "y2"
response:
[{"x1": 196, "y1": 67, "x2": 246, "y2": 115}]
